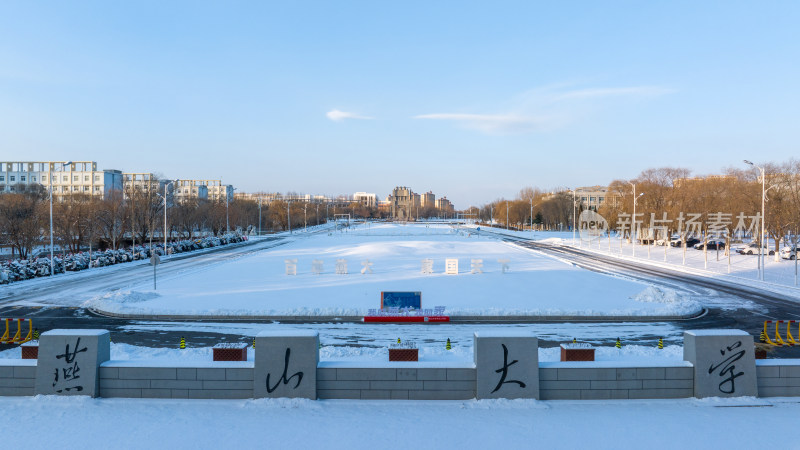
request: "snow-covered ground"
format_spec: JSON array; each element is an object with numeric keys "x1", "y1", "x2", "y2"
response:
[
  {"x1": 2, "y1": 394, "x2": 795, "y2": 449},
  {"x1": 85, "y1": 223, "x2": 701, "y2": 318},
  {"x1": 468, "y1": 224, "x2": 800, "y2": 296}
]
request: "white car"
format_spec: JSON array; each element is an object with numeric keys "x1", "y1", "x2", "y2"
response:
[{"x1": 780, "y1": 246, "x2": 799, "y2": 260}]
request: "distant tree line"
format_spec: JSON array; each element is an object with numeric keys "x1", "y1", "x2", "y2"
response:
[{"x1": 472, "y1": 159, "x2": 800, "y2": 253}]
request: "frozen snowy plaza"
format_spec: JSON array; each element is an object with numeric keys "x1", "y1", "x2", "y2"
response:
[{"x1": 85, "y1": 223, "x2": 702, "y2": 319}]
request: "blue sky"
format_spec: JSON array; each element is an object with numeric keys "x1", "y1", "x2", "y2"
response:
[{"x1": 1, "y1": 1, "x2": 798, "y2": 207}]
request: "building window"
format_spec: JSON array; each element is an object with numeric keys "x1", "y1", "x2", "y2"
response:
[
  {"x1": 84, "y1": 186, "x2": 89, "y2": 191},
  {"x1": 95, "y1": 176, "x2": 100, "y2": 181},
  {"x1": 84, "y1": 175, "x2": 89, "y2": 181},
  {"x1": 599, "y1": 197, "x2": 604, "y2": 203},
  {"x1": 0, "y1": 176, "x2": 4, "y2": 181},
  {"x1": 73, "y1": 176, "x2": 78, "y2": 182},
  {"x1": 581, "y1": 197, "x2": 587, "y2": 202},
  {"x1": 94, "y1": 186, "x2": 100, "y2": 191},
  {"x1": 9, "y1": 176, "x2": 15, "y2": 182},
  {"x1": 31, "y1": 176, "x2": 36, "y2": 182},
  {"x1": 63, "y1": 176, "x2": 68, "y2": 182},
  {"x1": 20, "y1": 176, "x2": 26, "y2": 182}
]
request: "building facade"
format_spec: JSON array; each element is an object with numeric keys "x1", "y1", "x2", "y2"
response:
[
  {"x1": 435, "y1": 196, "x2": 454, "y2": 211},
  {"x1": 420, "y1": 191, "x2": 435, "y2": 208},
  {"x1": 174, "y1": 180, "x2": 232, "y2": 203},
  {"x1": 390, "y1": 186, "x2": 413, "y2": 220},
  {"x1": 0, "y1": 161, "x2": 122, "y2": 198},
  {"x1": 573, "y1": 186, "x2": 617, "y2": 210},
  {"x1": 353, "y1": 192, "x2": 377, "y2": 208}
]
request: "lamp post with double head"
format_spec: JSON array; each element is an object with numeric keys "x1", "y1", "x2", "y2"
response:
[
  {"x1": 628, "y1": 182, "x2": 645, "y2": 257},
  {"x1": 744, "y1": 160, "x2": 766, "y2": 281}
]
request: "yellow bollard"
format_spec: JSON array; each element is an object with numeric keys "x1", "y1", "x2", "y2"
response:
[
  {"x1": 10, "y1": 319, "x2": 21, "y2": 344},
  {"x1": 787, "y1": 321, "x2": 798, "y2": 346},
  {"x1": 763, "y1": 321, "x2": 778, "y2": 346},
  {"x1": 0, "y1": 319, "x2": 9, "y2": 344},
  {"x1": 20, "y1": 319, "x2": 33, "y2": 344},
  {"x1": 180, "y1": 336, "x2": 186, "y2": 350},
  {"x1": 775, "y1": 321, "x2": 787, "y2": 346}
]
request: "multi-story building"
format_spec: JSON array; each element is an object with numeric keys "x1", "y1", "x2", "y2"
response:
[
  {"x1": 353, "y1": 192, "x2": 377, "y2": 208},
  {"x1": 435, "y1": 196, "x2": 454, "y2": 211},
  {"x1": 573, "y1": 186, "x2": 617, "y2": 211},
  {"x1": 174, "y1": 180, "x2": 233, "y2": 203},
  {"x1": 174, "y1": 180, "x2": 209, "y2": 202},
  {"x1": 0, "y1": 161, "x2": 122, "y2": 198},
  {"x1": 420, "y1": 191, "x2": 435, "y2": 208}
]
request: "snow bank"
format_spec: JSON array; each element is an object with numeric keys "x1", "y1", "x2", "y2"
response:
[{"x1": 2, "y1": 389, "x2": 797, "y2": 449}]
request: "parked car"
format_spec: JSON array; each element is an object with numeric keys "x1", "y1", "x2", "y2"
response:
[
  {"x1": 670, "y1": 237, "x2": 701, "y2": 248},
  {"x1": 737, "y1": 242, "x2": 775, "y2": 256},
  {"x1": 694, "y1": 240, "x2": 726, "y2": 250},
  {"x1": 780, "y1": 246, "x2": 800, "y2": 260}
]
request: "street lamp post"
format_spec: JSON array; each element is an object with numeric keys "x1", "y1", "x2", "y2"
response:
[
  {"x1": 530, "y1": 199, "x2": 533, "y2": 235},
  {"x1": 49, "y1": 161, "x2": 71, "y2": 276},
  {"x1": 629, "y1": 182, "x2": 644, "y2": 258},
  {"x1": 572, "y1": 189, "x2": 576, "y2": 246},
  {"x1": 163, "y1": 180, "x2": 178, "y2": 254},
  {"x1": 744, "y1": 160, "x2": 766, "y2": 281}
]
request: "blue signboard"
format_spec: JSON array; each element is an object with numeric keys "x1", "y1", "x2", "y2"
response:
[{"x1": 381, "y1": 291, "x2": 422, "y2": 310}]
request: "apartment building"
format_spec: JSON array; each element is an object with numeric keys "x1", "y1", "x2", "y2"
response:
[
  {"x1": 0, "y1": 161, "x2": 122, "y2": 198},
  {"x1": 420, "y1": 191, "x2": 435, "y2": 208},
  {"x1": 435, "y1": 196, "x2": 454, "y2": 211},
  {"x1": 174, "y1": 180, "x2": 233, "y2": 203}
]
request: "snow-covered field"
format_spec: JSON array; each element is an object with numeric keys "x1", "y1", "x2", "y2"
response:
[
  {"x1": 473, "y1": 224, "x2": 800, "y2": 291},
  {"x1": 86, "y1": 223, "x2": 701, "y2": 318},
  {"x1": 2, "y1": 394, "x2": 795, "y2": 449}
]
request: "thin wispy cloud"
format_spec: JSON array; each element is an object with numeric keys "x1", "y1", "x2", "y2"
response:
[
  {"x1": 553, "y1": 86, "x2": 676, "y2": 101},
  {"x1": 326, "y1": 109, "x2": 373, "y2": 121},
  {"x1": 414, "y1": 113, "x2": 550, "y2": 134},
  {"x1": 415, "y1": 84, "x2": 675, "y2": 135}
]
